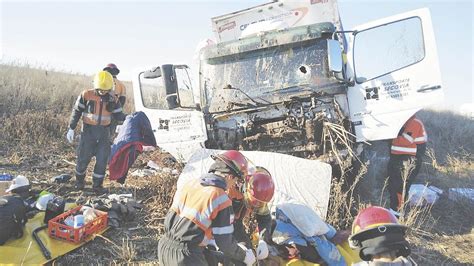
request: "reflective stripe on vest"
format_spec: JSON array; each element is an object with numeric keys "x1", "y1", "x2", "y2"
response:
[
  {"x1": 171, "y1": 178, "x2": 232, "y2": 246},
  {"x1": 391, "y1": 145, "x2": 417, "y2": 155}
]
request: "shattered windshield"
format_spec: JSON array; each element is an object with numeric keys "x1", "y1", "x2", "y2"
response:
[{"x1": 201, "y1": 40, "x2": 333, "y2": 113}]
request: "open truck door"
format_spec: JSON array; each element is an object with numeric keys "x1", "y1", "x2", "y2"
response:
[
  {"x1": 132, "y1": 64, "x2": 207, "y2": 162},
  {"x1": 341, "y1": 8, "x2": 443, "y2": 142}
]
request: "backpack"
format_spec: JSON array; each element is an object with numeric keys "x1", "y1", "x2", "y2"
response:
[{"x1": 0, "y1": 195, "x2": 28, "y2": 245}]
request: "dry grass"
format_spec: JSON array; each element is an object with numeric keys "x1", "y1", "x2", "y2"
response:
[{"x1": 1, "y1": 64, "x2": 472, "y2": 264}]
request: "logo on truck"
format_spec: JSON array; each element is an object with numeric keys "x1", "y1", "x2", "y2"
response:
[{"x1": 218, "y1": 21, "x2": 236, "y2": 33}]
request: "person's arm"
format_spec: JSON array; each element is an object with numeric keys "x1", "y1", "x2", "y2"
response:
[
  {"x1": 69, "y1": 93, "x2": 85, "y2": 130},
  {"x1": 212, "y1": 205, "x2": 247, "y2": 262},
  {"x1": 255, "y1": 210, "x2": 272, "y2": 243},
  {"x1": 116, "y1": 80, "x2": 127, "y2": 106}
]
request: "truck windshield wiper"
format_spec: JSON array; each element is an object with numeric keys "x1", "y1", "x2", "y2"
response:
[{"x1": 224, "y1": 84, "x2": 270, "y2": 106}]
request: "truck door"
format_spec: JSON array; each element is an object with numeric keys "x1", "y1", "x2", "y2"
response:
[
  {"x1": 132, "y1": 65, "x2": 207, "y2": 162},
  {"x1": 345, "y1": 8, "x2": 443, "y2": 142}
]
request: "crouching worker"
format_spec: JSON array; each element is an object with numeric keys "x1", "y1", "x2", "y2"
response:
[
  {"x1": 157, "y1": 152, "x2": 256, "y2": 266},
  {"x1": 213, "y1": 151, "x2": 275, "y2": 247},
  {"x1": 349, "y1": 206, "x2": 415, "y2": 265},
  {"x1": 1, "y1": 176, "x2": 29, "y2": 245},
  {"x1": 66, "y1": 71, "x2": 126, "y2": 193}
]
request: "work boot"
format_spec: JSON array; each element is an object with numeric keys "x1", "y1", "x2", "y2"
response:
[
  {"x1": 92, "y1": 178, "x2": 106, "y2": 195},
  {"x1": 75, "y1": 176, "x2": 85, "y2": 190}
]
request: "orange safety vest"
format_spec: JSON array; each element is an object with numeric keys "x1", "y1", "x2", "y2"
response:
[
  {"x1": 391, "y1": 117, "x2": 427, "y2": 156},
  {"x1": 81, "y1": 89, "x2": 120, "y2": 126},
  {"x1": 113, "y1": 78, "x2": 126, "y2": 97},
  {"x1": 171, "y1": 178, "x2": 232, "y2": 246}
]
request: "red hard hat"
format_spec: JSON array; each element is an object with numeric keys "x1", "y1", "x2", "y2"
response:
[
  {"x1": 351, "y1": 206, "x2": 402, "y2": 236},
  {"x1": 349, "y1": 206, "x2": 410, "y2": 261},
  {"x1": 212, "y1": 150, "x2": 249, "y2": 178},
  {"x1": 245, "y1": 171, "x2": 275, "y2": 208},
  {"x1": 103, "y1": 63, "x2": 120, "y2": 75}
]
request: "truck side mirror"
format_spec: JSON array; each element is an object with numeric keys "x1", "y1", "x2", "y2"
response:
[
  {"x1": 143, "y1": 67, "x2": 162, "y2": 79},
  {"x1": 327, "y1": 39, "x2": 343, "y2": 73}
]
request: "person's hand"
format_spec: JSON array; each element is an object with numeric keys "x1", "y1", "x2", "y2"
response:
[
  {"x1": 256, "y1": 240, "x2": 269, "y2": 260},
  {"x1": 330, "y1": 230, "x2": 350, "y2": 245},
  {"x1": 243, "y1": 248, "x2": 256, "y2": 266},
  {"x1": 66, "y1": 129, "x2": 74, "y2": 144}
]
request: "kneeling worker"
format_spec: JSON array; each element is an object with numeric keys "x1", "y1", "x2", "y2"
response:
[
  {"x1": 158, "y1": 151, "x2": 256, "y2": 266},
  {"x1": 66, "y1": 71, "x2": 126, "y2": 193}
]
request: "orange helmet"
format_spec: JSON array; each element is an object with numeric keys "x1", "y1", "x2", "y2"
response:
[
  {"x1": 349, "y1": 206, "x2": 410, "y2": 261},
  {"x1": 245, "y1": 168, "x2": 275, "y2": 209},
  {"x1": 211, "y1": 150, "x2": 249, "y2": 178}
]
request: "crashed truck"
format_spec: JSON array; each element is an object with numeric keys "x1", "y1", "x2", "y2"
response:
[{"x1": 131, "y1": 0, "x2": 443, "y2": 216}]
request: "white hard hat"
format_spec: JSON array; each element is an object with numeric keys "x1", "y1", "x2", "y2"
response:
[
  {"x1": 36, "y1": 193, "x2": 55, "y2": 211},
  {"x1": 5, "y1": 175, "x2": 30, "y2": 193}
]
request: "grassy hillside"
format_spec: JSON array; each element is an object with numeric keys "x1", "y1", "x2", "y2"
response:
[{"x1": 0, "y1": 64, "x2": 472, "y2": 264}]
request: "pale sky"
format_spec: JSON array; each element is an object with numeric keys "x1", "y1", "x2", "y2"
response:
[{"x1": 1, "y1": 0, "x2": 472, "y2": 108}]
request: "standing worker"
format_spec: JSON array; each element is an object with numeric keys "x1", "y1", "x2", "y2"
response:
[
  {"x1": 387, "y1": 114, "x2": 427, "y2": 214},
  {"x1": 158, "y1": 150, "x2": 256, "y2": 266},
  {"x1": 66, "y1": 71, "x2": 126, "y2": 193},
  {"x1": 103, "y1": 63, "x2": 127, "y2": 137}
]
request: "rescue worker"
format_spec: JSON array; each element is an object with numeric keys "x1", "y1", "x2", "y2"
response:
[
  {"x1": 387, "y1": 115, "x2": 427, "y2": 214},
  {"x1": 212, "y1": 152, "x2": 275, "y2": 265},
  {"x1": 157, "y1": 150, "x2": 256, "y2": 266},
  {"x1": 103, "y1": 63, "x2": 126, "y2": 137},
  {"x1": 349, "y1": 206, "x2": 415, "y2": 265},
  {"x1": 66, "y1": 71, "x2": 126, "y2": 193},
  {"x1": 229, "y1": 165, "x2": 274, "y2": 247},
  {"x1": 103, "y1": 63, "x2": 126, "y2": 106}
]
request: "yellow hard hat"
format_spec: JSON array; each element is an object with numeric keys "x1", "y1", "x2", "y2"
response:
[{"x1": 93, "y1": 71, "x2": 113, "y2": 90}]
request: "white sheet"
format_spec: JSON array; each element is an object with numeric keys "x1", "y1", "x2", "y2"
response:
[{"x1": 177, "y1": 149, "x2": 332, "y2": 219}]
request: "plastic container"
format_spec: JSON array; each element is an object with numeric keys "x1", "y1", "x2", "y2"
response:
[
  {"x1": 48, "y1": 205, "x2": 108, "y2": 244},
  {"x1": 74, "y1": 215, "x2": 85, "y2": 228}
]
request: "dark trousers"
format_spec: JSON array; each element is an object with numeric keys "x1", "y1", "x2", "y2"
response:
[
  {"x1": 158, "y1": 236, "x2": 207, "y2": 266},
  {"x1": 75, "y1": 124, "x2": 111, "y2": 182},
  {"x1": 387, "y1": 154, "x2": 418, "y2": 210}
]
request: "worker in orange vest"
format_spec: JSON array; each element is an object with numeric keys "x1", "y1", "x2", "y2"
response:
[
  {"x1": 387, "y1": 115, "x2": 427, "y2": 214},
  {"x1": 158, "y1": 150, "x2": 256, "y2": 266},
  {"x1": 103, "y1": 63, "x2": 126, "y2": 137},
  {"x1": 66, "y1": 71, "x2": 126, "y2": 193}
]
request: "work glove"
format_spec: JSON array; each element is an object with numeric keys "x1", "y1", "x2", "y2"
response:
[
  {"x1": 243, "y1": 248, "x2": 256, "y2": 266},
  {"x1": 66, "y1": 129, "x2": 74, "y2": 144},
  {"x1": 256, "y1": 240, "x2": 269, "y2": 260}
]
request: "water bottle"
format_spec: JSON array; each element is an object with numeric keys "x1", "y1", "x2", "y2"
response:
[{"x1": 74, "y1": 215, "x2": 84, "y2": 228}]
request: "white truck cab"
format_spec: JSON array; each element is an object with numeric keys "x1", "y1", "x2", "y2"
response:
[{"x1": 132, "y1": 1, "x2": 443, "y2": 162}]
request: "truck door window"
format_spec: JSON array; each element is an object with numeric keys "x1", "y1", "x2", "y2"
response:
[
  {"x1": 139, "y1": 72, "x2": 168, "y2": 109},
  {"x1": 175, "y1": 67, "x2": 194, "y2": 108},
  {"x1": 353, "y1": 17, "x2": 424, "y2": 83}
]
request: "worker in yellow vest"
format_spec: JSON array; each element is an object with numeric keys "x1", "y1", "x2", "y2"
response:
[{"x1": 66, "y1": 71, "x2": 126, "y2": 193}]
